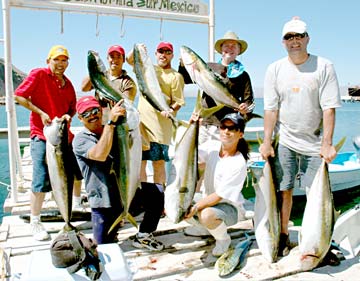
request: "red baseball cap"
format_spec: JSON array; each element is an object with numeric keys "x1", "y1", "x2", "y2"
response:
[
  {"x1": 156, "y1": 42, "x2": 173, "y2": 52},
  {"x1": 76, "y1": 96, "x2": 100, "y2": 114},
  {"x1": 107, "y1": 45, "x2": 125, "y2": 56}
]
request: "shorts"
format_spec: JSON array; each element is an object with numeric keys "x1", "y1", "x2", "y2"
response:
[
  {"x1": 31, "y1": 136, "x2": 51, "y2": 192},
  {"x1": 30, "y1": 136, "x2": 83, "y2": 193},
  {"x1": 273, "y1": 144, "x2": 322, "y2": 191},
  {"x1": 193, "y1": 202, "x2": 238, "y2": 226},
  {"x1": 142, "y1": 142, "x2": 170, "y2": 161}
]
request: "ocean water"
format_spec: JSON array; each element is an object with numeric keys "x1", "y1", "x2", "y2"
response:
[{"x1": 1, "y1": 98, "x2": 360, "y2": 223}]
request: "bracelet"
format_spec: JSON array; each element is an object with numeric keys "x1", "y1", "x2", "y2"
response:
[{"x1": 193, "y1": 204, "x2": 199, "y2": 214}]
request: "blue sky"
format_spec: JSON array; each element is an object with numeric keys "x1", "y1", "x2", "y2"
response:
[{"x1": 1, "y1": 0, "x2": 360, "y2": 95}]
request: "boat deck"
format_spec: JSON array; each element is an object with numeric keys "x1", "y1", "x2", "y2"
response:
[
  {"x1": 1, "y1": 148, "x2": 360, "y2": 280},
  {"x1": 2, "y1": 212, "x2": 360, "y2": 280}
]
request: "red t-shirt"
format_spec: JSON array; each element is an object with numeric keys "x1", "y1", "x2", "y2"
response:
[{"x1": 15, "y1": 67, "x2": 77, "y2": 141}]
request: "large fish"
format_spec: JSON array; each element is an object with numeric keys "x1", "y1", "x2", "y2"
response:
[
  {"x1": 215, "y1": 234, "x2": 253, "y2": 277},
  {"x1": 44, "y1": 116, "x2": 75, "y2": 231},
  {"x1": 299, "y1": 137, "x2": 345, "y2": 271},
  {"x1": 87, "y1": 50, "x2": 142, "y2": 229},
  {"x1": 164, "y1": 94, "x2": 223, "y2": 223},
  {"x1": 132, "y1": 43, "x2": 177, "y2": 124},
  {"x1": 87, "y1": 50, "x2": 139, "y2": 130},
  {"x1": 180, "y1": 45, "x2": 244, "y2": 110},
  {"x1": 253, "y1": 160, "x2": 280, "y2": 263}
]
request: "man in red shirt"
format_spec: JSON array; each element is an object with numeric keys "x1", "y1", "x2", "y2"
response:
[{"x1": 15, "y1": 45, "x2": 82, "y2": 240}]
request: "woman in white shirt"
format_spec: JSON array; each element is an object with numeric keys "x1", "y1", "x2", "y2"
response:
[{"x1": 185, "y1": 112, "x2": 249, "y2": 256}]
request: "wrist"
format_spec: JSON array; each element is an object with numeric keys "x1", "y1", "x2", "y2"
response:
[
  {"x1": 106, "y1": 120, "x2": 117, "y2": 127},
  {"x1": 193, "y1": 204, "x2": 199, "y2": 214}
]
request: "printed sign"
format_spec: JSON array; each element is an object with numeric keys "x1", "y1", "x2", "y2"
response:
[{"x1": 62, "y1": 0, "x2": 208, "y2": 16}]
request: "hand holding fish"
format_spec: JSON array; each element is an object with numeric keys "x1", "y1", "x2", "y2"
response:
[
  {"x1": 189, "y1": 112, "x2": 202, "y2": 124},
  {"x1": 40, "y1": 111, "x2": 52, "y2": 126},
  {"x1": 259, "y1": 142, "x2": 275, "y2": 160},
  {"x1": 236, "y1": 102, "x2": 248, "y2": 115},
  {"x1": 184, "y1": 204, "x2": 198, "y2": 219},
  {"x1": 320, "y1": 143, "x2": 337, "y2": 163},
  {"x1": 160, "y1": 109, "x2": 174, "y2": 119},
  {"x1": 108, "y1": 99, "x2": 126, "y2": 124}
]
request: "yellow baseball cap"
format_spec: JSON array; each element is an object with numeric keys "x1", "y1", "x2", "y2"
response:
[{"x1": 47, "y1": 45, "x2": 69, "y2": 60}]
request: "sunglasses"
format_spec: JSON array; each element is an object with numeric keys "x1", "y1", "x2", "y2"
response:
[
  {"x1": 220, "y1": 124, "x2": 239, "y2": 131},
  {"x1": 157, "y1": 49, "x2": 173, "y2": 55},
  {"x1": 283, "y1": 33, "x2": 307, "y2": 41},
  {"x1": 80, "y1": 107, "x2": 100, "y2": 119}
]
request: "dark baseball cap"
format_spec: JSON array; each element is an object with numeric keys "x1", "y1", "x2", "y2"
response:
[{"x1": 220, "y1": 113, "x2": 245, "y2": 132}]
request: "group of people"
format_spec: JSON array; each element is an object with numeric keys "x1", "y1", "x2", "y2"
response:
[{"x1": 15, "y1": 15, "x2": 341, "y2": 259}]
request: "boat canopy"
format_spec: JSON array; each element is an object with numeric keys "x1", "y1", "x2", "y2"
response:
[{"x1": 1, "y1": 0, "x2": 215, "y2": 203}]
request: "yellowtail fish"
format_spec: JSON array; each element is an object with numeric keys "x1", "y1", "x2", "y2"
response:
[
  {"x1": 87, "y1": 50, "x2": 141, "y2": 229},
  {"x1": 44, "y1": 116, "x2": 76, "y2": 231},
  {"x1": 253, "y1": 160, "x2": 280, "y2": 263},
  {"x1": 299, "y1": 137, "x2": 345, "y2": 270},
  {"x1": 215, "y1": 234, "x2": 253, "y2": 277},
  {"x1": 165, "y1": 93, "x2": 223, "y2": 223}
]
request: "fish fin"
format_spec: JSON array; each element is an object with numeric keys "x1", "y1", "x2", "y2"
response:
[
  {"x1": 335, "y1": 137, "x2": 346, "y2": 152},
  {"x1": 245, "y1": 112, "x2": 263, "y2": 123},
  {"x1": 126, "y1": 213, "x2": 138, "y2": 228},
  {"x1": 62, "y1": 223, "x2": 77, "y2": 233},
  {"x1": 109, "y1": 213, "x2": 125, "y2": 234}
]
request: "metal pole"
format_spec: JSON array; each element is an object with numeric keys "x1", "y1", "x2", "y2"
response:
[
  {"x1": 209, "y1": 0, "x2": 215, "y2": 61},
  {"x1": 2, "y1": 0, "x2": 18, "y2": 202}
]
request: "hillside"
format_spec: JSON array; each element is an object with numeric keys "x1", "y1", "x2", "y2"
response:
[{"x1": 0, "y1": 58, "x2": 27, "y2": 97}]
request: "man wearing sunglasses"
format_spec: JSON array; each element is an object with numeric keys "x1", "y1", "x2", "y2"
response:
[
  {"x1": 15, "y1": 45, "x2": 83, "y2": 241},
  {"x1": 127, "y1": 42, "x2": 185, "y2": 190},
  {"x1": 260, "y1": 17, "x2": 341, "y2": 257},
  {"x1": 73, "y1": 96, "x2": 165, "y2": 249},
  {"x1": 184, "y1": 113, "x2": 250, "y2": 256}
]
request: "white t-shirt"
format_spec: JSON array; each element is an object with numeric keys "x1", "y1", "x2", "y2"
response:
[
  {"x1": 263, "y1": 54, "x2": 341, "y2": 156},
  {"x1": 199, "y1": 140, "x2": 247, "y2": 221}
]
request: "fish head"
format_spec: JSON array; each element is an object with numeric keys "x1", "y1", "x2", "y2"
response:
[
  {"x1": 44, "y1": 116, "x2": 68, "y2": 146},
  {"x1": 180, "y1": 46, "x2": 197, "y2": 66},
  {"x1": 87, "y1": 50, "x2": 107, "y2": 75}
]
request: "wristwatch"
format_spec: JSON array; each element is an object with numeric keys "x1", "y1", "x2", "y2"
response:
[{"x1": 106, "y1": 120, "x2": 117, "y2": 126}]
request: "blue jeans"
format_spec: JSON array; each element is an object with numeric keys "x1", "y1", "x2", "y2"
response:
[
  {"x1": 31, "y1": 137, "x2": 51, "y2": 192},
  {"x1": 30, "y1": 136, "x2": 83, "y2": 193},
  {"x1": 91, "y1": 207, "x2": 121, "y2": 244},
  {"x1": 273, "y1": 144, "x2": 322, "y2": 191}
]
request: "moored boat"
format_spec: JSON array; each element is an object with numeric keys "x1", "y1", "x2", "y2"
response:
[{"x1": 249, "y1": 152, "x2": 360, "y2": 196}]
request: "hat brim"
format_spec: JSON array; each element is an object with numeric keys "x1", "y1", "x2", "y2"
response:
[{"x1": 215, "y1": 39, "x2": 248, "y2": 55}]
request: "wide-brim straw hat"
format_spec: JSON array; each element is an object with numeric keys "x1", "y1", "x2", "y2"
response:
[{"x1": 214, "y1": 31, "x2": 248, "y2": 55}]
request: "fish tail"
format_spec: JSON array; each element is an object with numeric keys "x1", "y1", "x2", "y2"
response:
[
  {"x1": 109, "y1": 212, "x2": 126, "y2": 234},
  {"x1": 126, "y1": 213, "x2": 138, "y2": 228}
]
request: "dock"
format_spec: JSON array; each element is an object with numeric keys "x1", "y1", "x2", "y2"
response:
[{"x1": 1, "y1": 148, "x2": 360, "y2": 280}]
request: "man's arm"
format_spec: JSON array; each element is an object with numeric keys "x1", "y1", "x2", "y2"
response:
[
  {"x1": 320, "y1": 108, "x2": 337, "y2": 163},
  {"x1": 259, "y1": 109, "x2": 278, "y2": 160},
  {"x1": 14, "y1": 95, "x2": 51, "y2": 125}
]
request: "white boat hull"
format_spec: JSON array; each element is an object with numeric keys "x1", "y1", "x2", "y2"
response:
[
  {"x1": 332, "y1": 204, "x2": 360, "y2": 258},
  {"x1": 249, "y1": 152, "x2": 360, "y2": 197}
]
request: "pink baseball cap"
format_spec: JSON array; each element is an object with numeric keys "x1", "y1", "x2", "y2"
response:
[
  {"x1": 107, "y1": 45, "x2": 125, "y2": 56},
  {"x1": 76, "y1": 96, "x2": 100, "y2": 114},
  {"x1": 156, "y1": 42, "x2": 173, "y2": 52}
]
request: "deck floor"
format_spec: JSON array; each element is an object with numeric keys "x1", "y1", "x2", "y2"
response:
[
  {"x1": 2, "y1": 147, "x2": 360, "y2": 280},
  {"x1": 1, "y1": 211, "x2": 360, "y2": 281}
]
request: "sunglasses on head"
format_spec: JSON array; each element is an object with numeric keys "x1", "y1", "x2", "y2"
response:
[
  {"x1": 283, "y1": 32, "x2": 307, "y2": 41},
  {"x1": 220, "y1": 124, "x2": 239, "y2": 131},
  {"x1": 157, "y1": 49, "x2": 173, "y2": 55},
  {"x1": 80, "y1": 107, "x2": 100, "y2": 119}
]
